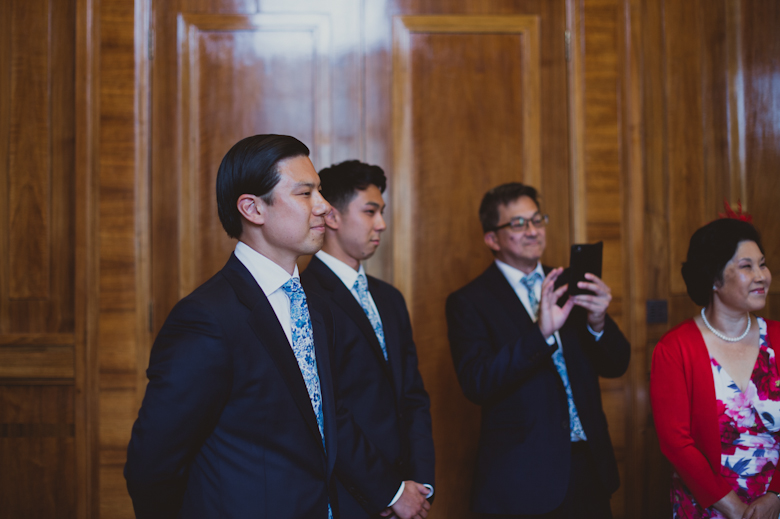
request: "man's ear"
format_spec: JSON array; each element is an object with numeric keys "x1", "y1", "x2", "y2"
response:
[
  {"x1": 324, "y1": 206, "x2": 340, "y2": 231},
  {"x1": 484, "y1": 231, "x2": 501, "y2": 253},
  {"x1": 237, "y1": 194, "x2": 264, "y2": 225}
]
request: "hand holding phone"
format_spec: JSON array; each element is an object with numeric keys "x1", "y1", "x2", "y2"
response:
[{"x1": 568, "y1": 242, "x2": 603, "y2": 296}]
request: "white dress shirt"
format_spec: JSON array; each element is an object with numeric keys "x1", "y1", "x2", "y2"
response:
[{"x1": 234, "y1": 241, "x2": 299, "y2": 346}]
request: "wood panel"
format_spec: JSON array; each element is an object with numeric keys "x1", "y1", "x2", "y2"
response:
[
  {"x1": 178, "y1": 13, "x2": 332, "y2": 295},
  {"x1": 0, "y1": 385, "x2": 76, "y2": 518},
  {"x1": 391, "y1": 8, "x2": 568, "y2": 517}
]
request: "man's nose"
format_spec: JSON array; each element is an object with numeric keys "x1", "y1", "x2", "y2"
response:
[
  {"x1": 313, "y1": 191, "x2": 331, "y2": 215},
  {"x1": 376, "y1": 213, "x2": 387, "y2": 232}
]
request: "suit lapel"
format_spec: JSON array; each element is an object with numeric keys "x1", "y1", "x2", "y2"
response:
[
  {"x1": 309, "y1": 257, "x2": 394, "y2": 384},
  {"x1": 309, "y1": 302, "x2": 337, "y2": 476},
  {"x1": 482, "y1": 263, "x2": 536, "y2": 332},
  {"x1": 368, "y1": 277, "x2": 403, "y2": 398},
  {"x1": 222, "y1": 254, "x2": 325, "y2": 452}
]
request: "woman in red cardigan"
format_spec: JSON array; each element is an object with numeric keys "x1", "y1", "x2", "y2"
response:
[{"x1": 651, "y1": 216, "x2": 779, "y2": 519}]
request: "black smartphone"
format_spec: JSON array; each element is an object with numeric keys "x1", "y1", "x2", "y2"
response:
[{"x1": 568, "y1": 242, "x2": 603, "y2": 296}]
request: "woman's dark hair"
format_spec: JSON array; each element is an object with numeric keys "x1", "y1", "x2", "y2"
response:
[
  {"x1": 681, "y1": 218, "x2": 764, "y2": 306},
  {"x1": 216, "y1": 134, "x2": 310, "y2": 239},
  {"x1": 318, "y1": 160, "x2": 386, "y2": 211},
  {"x1": 478, "y1": 182, "x2": 541, "y2": 233}
]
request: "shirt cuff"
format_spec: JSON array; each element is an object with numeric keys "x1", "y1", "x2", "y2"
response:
[
  {"x1": 388, "y1": 482, "x2": 405, "y2": 507},
  {"x1": 587, "y1": 323, "x2": 604, "y2": 341},
  {"x1": 423, "y1": 484, "x2": 434, "y2": 499}
]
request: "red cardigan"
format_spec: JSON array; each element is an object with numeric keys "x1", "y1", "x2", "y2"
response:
[{"x1": 650, "y1": 317, "x2": 780, "y2": 509}]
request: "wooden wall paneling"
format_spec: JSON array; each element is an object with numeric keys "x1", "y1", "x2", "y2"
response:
[
  {"x1": 0, "y1": 0, "x2": 9, "y2": 335},
  {"x1": 742, "y1": 0, "x2": 780, "y2": 321},
  {"x1": 392, "y1": 12, "x2": 567, "y2": 518},
  {"x1": 8, "y1": 0, "x2": 52, "y2": 304},
  {"x1": 580, "y1": 1, "x2": 630, "y2": 516},
  {"x1": 178, "y1": 13, "x2": 332, "y2": 295},
  {"x1": 568, "y1": 0, "x2": 587, "y2": 245},
  {"x1": 98, "y1": 0, "x2": 149, "y2": 516},
  {"x1": 620, "y1": 0, "x2": 649, "y2": 516},
  {"x1": 74, "y1": 0, "x2": 101, "y2": 513},
  {"x1": 0, "y1": 385, "x2": 76, "y2": 518}
]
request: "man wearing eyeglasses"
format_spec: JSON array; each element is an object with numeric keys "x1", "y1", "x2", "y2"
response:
[{"x1": 446, "y1": 182, "x2": 630, "y2": 518}]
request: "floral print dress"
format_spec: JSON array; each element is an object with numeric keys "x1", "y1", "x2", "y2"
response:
[{"x1": 672, "y1": 318, "x2": 780, "y2": 518}]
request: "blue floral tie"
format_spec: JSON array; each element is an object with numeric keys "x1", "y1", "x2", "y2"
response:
[
  {"x1": 281, "y1": 278, "x2": 325, "y2": 444},
  {"x1": 520, "y1": 272, "x2": 586, "y2": 441},
  {"x1": 353, "y1": 274, "x2": 388, "y2": 361}
]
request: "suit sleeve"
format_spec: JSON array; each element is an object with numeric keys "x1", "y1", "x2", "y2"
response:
[
  {"x1": 577, "y1": 314, "x2": 630, "y2": 378},
  {"x1": 124, "y1": 298, "x2": 232, "y2": 519},
  {"x1": 446, "y1": 289, "x2": 555, "y2": 405},
  {"x1": 650, "y1": 332, "x2": 732, "y2": 508},
  {"x1": 396, "y1": 295, "x2": 436, "y2": 487}
]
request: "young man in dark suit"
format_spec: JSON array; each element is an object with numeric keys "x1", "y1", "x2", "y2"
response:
[
  {"x1": 124, "y1": 136, "x2": 429, "y2": 519},
  {"x1": 446, "y1": 183, "x2": 630, "y2": 518},
  {"x1": 301, "y1": 160, "x2": 434, "y2": 519}
]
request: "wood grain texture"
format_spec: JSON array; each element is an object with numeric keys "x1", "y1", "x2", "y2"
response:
[{"x1": 0, "y1": 385, "x2": 76, "y2": 518}]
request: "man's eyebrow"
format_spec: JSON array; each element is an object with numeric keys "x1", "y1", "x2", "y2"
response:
[
  {"x1": 365, "y1": 201, "x2": 383, "y2": 208},
  {"x1": 293, "y1": 181, "x2": 318, "y2": 189}
]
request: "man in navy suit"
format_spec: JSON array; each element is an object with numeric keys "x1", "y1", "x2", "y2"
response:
[
  {"x1": 301, "y1": 160, "x2": 434, "y2": 519},
  {"x1": 124, "y1": 135, "x2": 429, "y2": 519},
  {"x1": 446, "y1": 183, "x2": 630, "y2": 518}
]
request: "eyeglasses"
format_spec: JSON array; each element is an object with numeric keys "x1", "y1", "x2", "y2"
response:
[{"x1": 493, "y1": 214, "x2": 549, "y2": 232}]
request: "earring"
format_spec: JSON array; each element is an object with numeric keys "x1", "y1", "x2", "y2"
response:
[{"x1": 712, "y1": 285, "x2": 717, "y2": 290}]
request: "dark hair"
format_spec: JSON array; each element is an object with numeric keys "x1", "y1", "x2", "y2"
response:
[
  {"x1": 318, "y1": 160, "x2": 387, "y2": 211},
  {"x1": 681, "y1": 218, "x2": 764, "y2": 306},
  {"x1": 478, "y1": 182, "x2": 540, "y2": 233},
  {"x1": 216, "y1": 134, "x2": 310, "y2": 239}
]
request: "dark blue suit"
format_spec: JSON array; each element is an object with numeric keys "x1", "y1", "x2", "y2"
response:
[
  {"x1": 446, "y1": 263, "x2": 630, "y2": 515},
  {"x1": 302, "y1": 256, "x2": 435, "y2": 518},
  {"x1": 125, "y1": 254, "x2": 400, "y2": 518}
]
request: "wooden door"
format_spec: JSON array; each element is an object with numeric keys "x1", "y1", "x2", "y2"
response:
[{"x1": 150, "y1": 1, "x2": 570, "y2": 518}]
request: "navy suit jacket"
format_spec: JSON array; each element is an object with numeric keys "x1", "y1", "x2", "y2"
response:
[
  {"x1": 125, "y1": 254, "x2": 400, "y2": 518},
  {"x1": 302, "y1": 256, "x2": 435, "y2": 518},
  {"x1": 446, "y1": 263, "x2": 630, "y2": 515}
]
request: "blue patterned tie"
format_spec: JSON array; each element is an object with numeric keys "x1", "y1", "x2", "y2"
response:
[
  {"x1": 520, "y1": 272, "x2": 586, "y2": 441},
  {"x1": 281, "y1": 278, "x2": 325, "y2": 444},
  {"x1": 353, "y1": 274, "x2": 388, "y2": 361}
]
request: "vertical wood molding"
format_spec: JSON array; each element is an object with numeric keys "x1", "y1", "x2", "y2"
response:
[
  {"x1": 567, "y1": 0, "x2": 588, "y2": 244},
  {"x1": 135, "y1": 0, "x2": 153, "y2": 409},
  {"x1": 75, "y1": 0, "x2": 100, "y2": 515},
  {"x1": 620, "y1": 0, "x2": 648, "y2": 516},
  {"x1": 391, "y1": 14, "x2": 541, "y2": 308},
  {"x1": 726, "y1": 0, "x2": 747, "y2": 207}
]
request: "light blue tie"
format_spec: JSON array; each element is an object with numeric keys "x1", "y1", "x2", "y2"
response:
[
  {"x1": 520, "y1": 272, "x2": 587, "y2": 442},
  {"x1": 281, "y1": 278, "x2": 325, "y2": 444},
  {"x1": 282, "y1": 278, "x2": 333, "y2": 518},
  {"x1": 353, "y1": 274, "x2": 388, "y2": 361}
]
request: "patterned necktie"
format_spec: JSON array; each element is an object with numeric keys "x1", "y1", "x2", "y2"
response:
[
  {"x1": 519, "y1": 272, "x2": 543, "y2": 318},
  {"x1": 353, "y1": 273, "x2": 388, "y2": 361},
  {"x1": 519, "y1": 271, "x2": 587, "y2": 441},
  {"x1": 281, "y1": 278, "x2": 325, "y2": 444}
]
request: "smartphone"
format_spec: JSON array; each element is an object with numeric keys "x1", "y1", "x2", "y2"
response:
[{"x1": 568, "y1": 242, "x2": 603, "y2": 296}]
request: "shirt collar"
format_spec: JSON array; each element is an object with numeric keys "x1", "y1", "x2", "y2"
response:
[
  {"x1": 234, "y1": 241, "x2": 299, "y2": 296},
  {"x1": 494, "y1": 259, "x2": 544, "y2": 286},
  {"x1": 316, "y1": 250, "x2": 364, "y2": 290}
]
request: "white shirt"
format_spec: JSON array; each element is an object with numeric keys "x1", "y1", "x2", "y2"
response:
[
  {"x1": 234, "y1": 241, "x2": 298, "y2": 346},
  {"x1": 315, "y1": 251, "x2": 383, "y2": 330}
]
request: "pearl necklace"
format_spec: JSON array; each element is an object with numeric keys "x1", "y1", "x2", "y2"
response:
[{"x1": 700, "y1": 308, "x2": 751, "y2": 342}]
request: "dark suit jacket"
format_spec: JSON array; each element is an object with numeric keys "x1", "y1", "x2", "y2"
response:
[
  {"x1": 125, "y1": 254, "x2": 400, "y2": 519},
  {"x1": 446, "y1": 263, "x2": 630, "y2": 515},
  {"x1": 302, "y1": 256, "x2": 435, "y2": 518}
]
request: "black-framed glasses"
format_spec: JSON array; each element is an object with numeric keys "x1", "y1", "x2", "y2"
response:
[{"x1": 493, "y1": 214, "x2": 549, "y2": 232}]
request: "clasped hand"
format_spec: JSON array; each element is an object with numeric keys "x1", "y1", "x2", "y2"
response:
[{"x1": 538, "y1": 268, "x2": 612, "y2": 339}]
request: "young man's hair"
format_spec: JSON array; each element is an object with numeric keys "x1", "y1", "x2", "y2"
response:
[
  {"x1": 216, "y1": 134, "x2": 310, "y2": 239},
  {"x1": 318, "y1": 160, "x2": 387, "y2": 212},
  {"x1": 478, "y1": 182, "x2": 541, "y2": 233}
]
